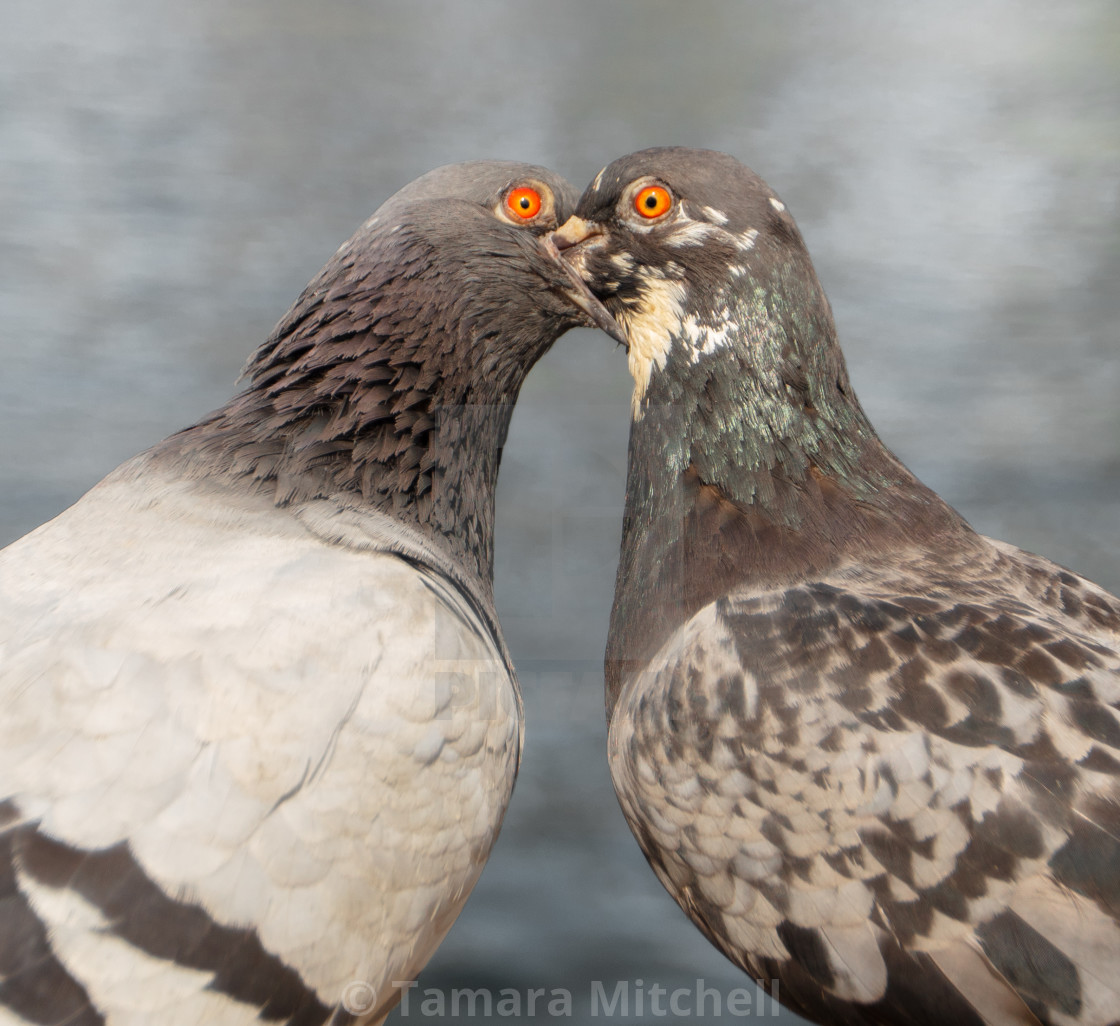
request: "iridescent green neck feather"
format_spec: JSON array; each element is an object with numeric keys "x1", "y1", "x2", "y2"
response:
[{"x1": 606, "y1": 256, "x2": 971, "y2": 709}]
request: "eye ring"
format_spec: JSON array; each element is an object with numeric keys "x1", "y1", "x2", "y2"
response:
[
  {"x1": 634, "y1": 184, "x2": 673, "y2": 219},
  {"x1": 505, "y1": 186, "x2": 543, "y2": 220}
]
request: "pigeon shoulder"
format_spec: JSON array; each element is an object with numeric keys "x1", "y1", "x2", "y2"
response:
[
  {"x1": 608, "y1": 536, "x2": 1120, "y2": 1024},
  {"x1": 0, "y1": 455, "x2": 521, "y2": 1021}
]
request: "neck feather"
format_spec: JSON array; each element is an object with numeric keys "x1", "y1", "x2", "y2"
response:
[
  {"x1": 153, "y1": 233, "x2": 545, "y2": 591},
  {"x1": 605, "y1": 272, "x2": 972, "y2": 710}
]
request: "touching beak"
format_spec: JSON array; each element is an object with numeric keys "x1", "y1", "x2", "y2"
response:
[
  {"x1": 550, "y1": 216, "x2": 603, "y2": 254},
  {"x1": 541, "y1": 220, "x2": 627, "y2": 348}
]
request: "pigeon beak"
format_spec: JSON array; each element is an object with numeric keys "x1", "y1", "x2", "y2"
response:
[
  {"x1": 542, "y1": 222, "x2": 628, "y2": 349},
  {"x1": 550, "y1": 216, "x2": 603, "y2": 254}
]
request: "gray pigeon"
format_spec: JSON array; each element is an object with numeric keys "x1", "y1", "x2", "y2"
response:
[
  {"x1": 0, "y1": 161, "x2": 620, "y2": 1026},
  {"x1": 554, "y1": 147, "x2": 1120, "y2": 1026}
]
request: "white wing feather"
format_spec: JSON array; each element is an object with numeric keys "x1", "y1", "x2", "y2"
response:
[{"x1": 0, "y1": 465, "x2": 520, "y2": 1021}]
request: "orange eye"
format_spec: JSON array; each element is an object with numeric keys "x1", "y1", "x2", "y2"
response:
[
  {"x1": 634, "y1": 185, "x2": 672, "y2": 218},
  {"x1": 506, "y1": 186, "x2": 542, "y2": 220}
]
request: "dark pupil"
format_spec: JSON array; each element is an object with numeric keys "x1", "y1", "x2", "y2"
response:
[
  {"x1": 519, "y1": 197, "x2": 531, "y2": 209},
  {"x1": 644, "y1": 194, "x2": 658, "y2": 209}
]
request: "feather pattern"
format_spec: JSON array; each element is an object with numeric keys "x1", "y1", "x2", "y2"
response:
[
  {"x1": 562, "y1": 147, "x2": 1120, "y2": 1026},
  {"x1": 610, "y1": 538, "x2": 1120, "y2": 1025},
  {"x1": 1, "y1": 471, "x2": 519, "y2": 1025}
]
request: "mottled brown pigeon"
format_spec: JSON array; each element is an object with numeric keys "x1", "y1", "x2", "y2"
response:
[{"x1": 556, "y1": 146, "x2": 1120, "y2": 1026}]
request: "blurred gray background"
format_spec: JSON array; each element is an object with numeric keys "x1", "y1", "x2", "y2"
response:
[{"x1": 1, "y1": 1, "x2": 1117, "y2": 1023}]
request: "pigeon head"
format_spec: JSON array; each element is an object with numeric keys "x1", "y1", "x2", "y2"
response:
[
  {"x1": 360, "y1": 160, "x2": 625, "y2": 356},
  {"x1": 553, "y1": 148, "x2": 889, "y2": 526},
  {"x1": 163, "y1": 160, "x2": 620, "y2": 589},
  {"x1": 279, "y1": 159, "x2": 621, "y2": 398},
  {"x1": 552, "y1": 146, "x2": 842, "y2": 420}
]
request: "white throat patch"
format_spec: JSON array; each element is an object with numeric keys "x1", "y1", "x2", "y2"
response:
[
  {"x1": 620, "y1": 277, "x2": 741, "y2": 419},
  {"x1": 619, "y1": 213, "x2": 757, "y2": 418},
  {"x1": 588, "y1": 209, "x2": 759, "y2": 419},
  {"x1": 617, "y1": 275, "x2": 687, "y2": 418}
]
